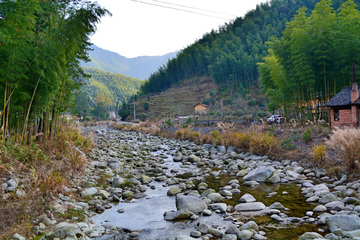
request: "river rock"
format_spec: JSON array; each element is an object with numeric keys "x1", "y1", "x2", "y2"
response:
[
  {"x1": 244, "y1": 166, "x2": 279, "y2": 183},
  {"x1": 240, "y1": 221, "x2": 259, "y2": 231},
  {"x1": 122, "y1": 191, "x2": 134, "y2": 198},
  {"x1": 188, "y1": 154, "x2": 200, "y2": 163},
  {"x1": 167, "y1": 186, "x2": 181, "y2": 196},
  {"x1": 208, "y1": 228, "x2": 224, "y2": 238},
  {"x1": 234, "y1": 202, "x2": 265, "y2": 212},
  {"x1": 209, "y1": 203, "x2": 227, "y2": 213},
  {"x1": 319, "y1": 194, "x2": 340, "y2": 204},
  {"x1": 140, "y1": 175, "x2": 153, "y2": 184},
  {"x1": 313, "y1": 205, "x2": 327, "y2": 212},
  {"x1": 164, "y1": 210, "x2": 193, "y2": 220},
  {"x1": 82, "y1": 187, "x2": 98, "y2": 196},
  {"x1": 298, "y1": 232, "x2": 324, "y2": 239},
  {"x1": 269, "y1": 202, "x2": 285, "y2": 210},
  {"x1": 325, "y1": 201, "x2": 344, "y2": 211},
  {"x1": 238, "y1": 230, "x2": 253, "y2": 240},
  {"x1": 207, "y1": 193, "x2": 223, "y2": 203},
  {"x1": 326, "y1": 215, "x2": 360, "y2": 232},
  {"x1": 12, "y1": 233, "x2": 25, "y2": 240},
  {"x1": 222, "y1": 234, "x2": 237, "y2": 240},
  {"x1": 239, "y1": 193, "x2": 256, "y2": 203},
  {"x1": 312, "y1": 184, "x2": 330, "y2": 196},
  {"x1": 226, "y1": 225, "x2": 241, "y2": 238},
  {"x1": 112, "y1": 177, "x2": 126, "y2": 187},
  {"x1": 175, "y1": 235, "x2": 196, "y2": 240},
  {"x1": 176, "y1": 195, "x2": 207, "y2": 213}
]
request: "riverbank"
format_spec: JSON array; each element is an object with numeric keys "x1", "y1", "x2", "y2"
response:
[{"x1": 3, "y1": 123, "x2": 360, "y2": 240}]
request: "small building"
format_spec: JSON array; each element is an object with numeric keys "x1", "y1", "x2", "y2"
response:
[
  {"x1": 194, "y1": 103, "x2": 209, "y2": 114},
  {"x1": 109, "y1": 111, "x2": 116, "y2": 119},
  {"x1": 324, "y1": 79, "x2": 360, "y2": 128}
]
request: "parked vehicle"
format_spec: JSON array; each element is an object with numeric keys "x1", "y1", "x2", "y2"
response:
[{"x1": 267, "y1": 115, "x2": 284, "y2": 124}]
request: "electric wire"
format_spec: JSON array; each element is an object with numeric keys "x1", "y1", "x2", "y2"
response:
[
  {"x1": 129, "y1": 0, "x2": 232, "y2": 20},
  {"x1": 150, "y1": 0, "x2": 237, "y2": 17}
]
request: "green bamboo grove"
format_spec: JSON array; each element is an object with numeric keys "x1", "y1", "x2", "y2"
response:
[
  {"x1": 0, "y1": 0, "x2": 110, "y2": 143},
  {"x1": 258, "y1": 0, "x2": 360, "y2": 123}
]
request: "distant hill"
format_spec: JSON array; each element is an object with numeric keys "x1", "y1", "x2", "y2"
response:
[
  {"x1": 82, "y1": 67, "x2": 144, "y2": 110},
  {"x1": 81, "y1": 45, "x2": 178, "y2": 79}
]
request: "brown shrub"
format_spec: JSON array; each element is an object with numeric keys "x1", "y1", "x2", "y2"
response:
[{"x1": 249, "y1": 132, "x2": 280, "y2": 156}]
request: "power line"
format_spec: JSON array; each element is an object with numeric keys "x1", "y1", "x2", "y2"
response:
[
  {"x1": 151, "y1": 0, "x2": 237, "y2": 17},
  {"x1": 129, "y1": 0, "x2": 232, "y2": 20}
]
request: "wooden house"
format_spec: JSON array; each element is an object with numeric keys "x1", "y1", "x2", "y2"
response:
[
  {"x1": 324, "y1": 65, "x2": 360, "y2": 127},
  {"x1": 194, "y1": 103, "x2": 209, "y2": 114}
]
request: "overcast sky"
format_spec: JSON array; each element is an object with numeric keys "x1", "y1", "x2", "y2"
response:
[{"x1": 90, "y1": 0, "x2": 269, "y2": 58}]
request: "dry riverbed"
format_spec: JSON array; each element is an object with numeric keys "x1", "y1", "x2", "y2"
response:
[{"x1": 8, "y1": 124, "x2": 360, "y2": 240}]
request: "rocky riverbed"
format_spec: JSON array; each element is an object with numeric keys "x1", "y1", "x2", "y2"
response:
[{"x1": 10, "y1": 124, "x2": 360, "y2": 240}]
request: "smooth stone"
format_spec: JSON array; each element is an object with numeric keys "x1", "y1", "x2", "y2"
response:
[
  {"x1": 167, "y1": 186, "x2": 181, "y2": 196},
  {"x1": 164, "y1": 210, "x2": 193, "y2": 221},
  {"x1": 207, "y1": 193, "x2": 223, "y2": 203},
  {"x1": 234, "y1": 202, "x2": 265, "y2": 212},
  {"x1": 243, "y1": 166, "x2": 278, "y2": 183},
  {"x1": 190, "y1": 231, "x2": 202, "y2": 238},
  {"x1": 238, "y1": 230, "x2": 253, "y2": 240},
  {"x1": 319, "y1": 194, "x2": 340, "y2": 204},
  {"x1": 298, "y1": 232, "x2": 325, "y2": 240},
  {"x1": 175, "y1": 235, "x2": 196, "y2": 240},
  {"x1": 209, "y1": 203, "x2": 227, "y2": 213},
  {"x1": 269, "y1": 202, "x2": 285, "y2": 210},
  {"x1": 325, "y1": 201, "x2": 344, "y2": 211},
  {"x1": 326, "y1": 215, "x2": 360, "y2": 232},
  {"x1": 239, "y1": 193, "x2": 256, "y2": 203},
  {"x1": 176, "y1": 195, "x2": 207, "y2": 213},
  {"x1": 221, "y1": 234, "x2": 237, "y2": 240},
  {"x1": 313, "y1": 205, "x2": 327, "y2": 212},
  {"x1": 239, "y1": 221, "x2": 259, "y2": 231}
]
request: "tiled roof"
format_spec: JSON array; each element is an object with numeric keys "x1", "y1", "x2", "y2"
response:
[{"x1": 324, "y1": 86, "x2": 360, "y2": 107}]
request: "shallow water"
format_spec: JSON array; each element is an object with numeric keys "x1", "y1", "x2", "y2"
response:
[{"x1": 92, "y1": 140, "x2": 328, "y2": 239}]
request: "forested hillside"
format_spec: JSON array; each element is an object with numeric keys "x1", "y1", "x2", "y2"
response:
[
  {"x1": 80, "y1": 45, "x2": 178, "y2": 79},
  {"x1": 140, "y1": 0, "x2": 360, "y2": 100},
  {"x1": 0, "y1": 0, "x2": 109, "y2": 142},
  {"x1": 75, "y1": 67, "x2": 144, "y2": 119},
  {"x1": 259, "y1": 0, "x2": 360, "y2": 123}
]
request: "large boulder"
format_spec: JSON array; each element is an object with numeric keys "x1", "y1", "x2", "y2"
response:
[
  {"x1": 176, "y1": 195, "x2": 207, "y2": 213},
  {"x1": 326, "y1": 215, "x2": 360, "y2": 232},
  {"x1": 243, "y1": 166, "x2": 279, "y2": 183}
]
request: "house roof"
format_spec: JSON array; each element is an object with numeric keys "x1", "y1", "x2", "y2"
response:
[
  {"x1": 193, "y1": 103, "x2": 209, "y2": 108},
  {"x1": 324, "y1": 86, "x2": 360, "y2": 107}
]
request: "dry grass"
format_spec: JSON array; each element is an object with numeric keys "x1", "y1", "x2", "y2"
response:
[
  {"x1": 0, "y1": 123, "x2": 95, "y2": 239},
  {"x1": 326, "y1": 127, "x2": 360, "y2": 171},
  {"x1": 217, "y1": 122, "x2": 235, "y2": 133}
]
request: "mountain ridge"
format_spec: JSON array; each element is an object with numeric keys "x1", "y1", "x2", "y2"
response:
[{"x1": 81, "y1": 45, "x2": 178, "y2": 79}]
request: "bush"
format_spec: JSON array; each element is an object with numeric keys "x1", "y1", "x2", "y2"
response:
[
  {"x1": 138, "y1": 113, "x2": 148, "y2": 121},
  {"x1": 249, "y1": 99, "x2": 256, "y2": 106},
  {"x1": 302, "y1": 129, "x2": 312, "y2": 143},
  {"x1": 84, "y1": 116, "x2": 91, "y2": 121},
  {"x1": 142, "y1": 102, "x2": 149, "y2": 110},
  {"x1": 249, "y1": 132, "x2": 280, "y2": 156},
  {"x1": 202, "y1": 98, "x2": 215, "y2": 105},
  {"x1": 312, "y1": 143, "x2": 327, "y2": 166},
  {"x1": 326, "y1": 127, "x2": 360, "y2": 171}
]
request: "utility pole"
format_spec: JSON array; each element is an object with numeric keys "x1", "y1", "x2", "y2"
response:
[{"x1": 133, "y1": 102, "x2": 136, "y2": 120}]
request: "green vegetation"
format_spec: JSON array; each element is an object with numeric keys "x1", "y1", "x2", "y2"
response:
[
  {"x1": 140, "y1": 0, "x2": 360, "y2": 98},
  {"x1": 0, "y1": 0, "x2": 110, "y2": 142},
  {"x1": 76, "y1": 67, "x2": 143, "y2": 120},
  {"x1": 259, "y1": 0, "x2": 360, "y2": 122}
]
